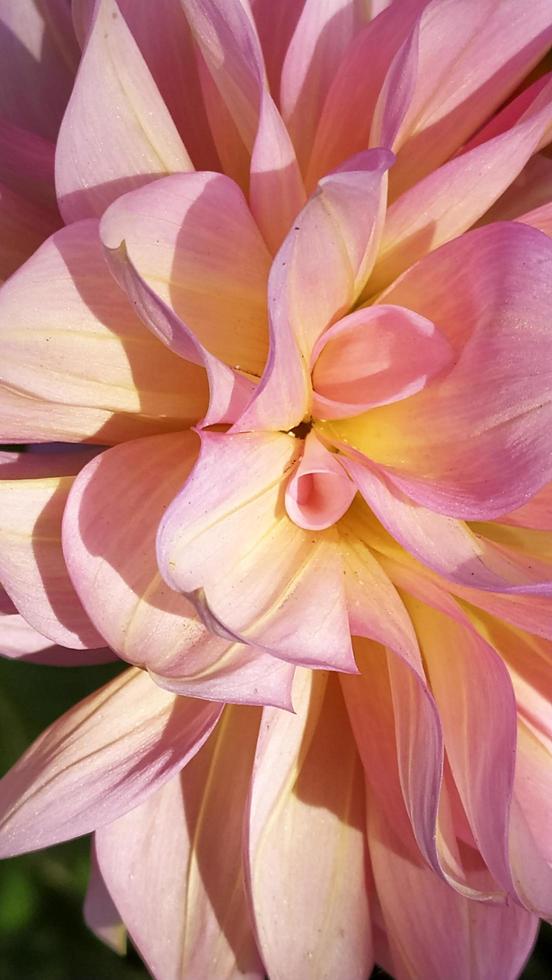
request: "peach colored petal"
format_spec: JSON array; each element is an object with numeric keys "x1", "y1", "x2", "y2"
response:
[
  {"x1": 63, "y1": 432, "x2": 295, "y2": 708},
  {"x1": 0, "y1": 451, "x2": 105, "y2": 650},
  {"x1": 100, "y1": 171, "x2": 271, "y2": 377},
  {"x1": 333, "y1": 224, "x2": 552, "y2": 519},
  {"x1": 0, "y1": 221, "x2": 208, "y2": 444},
  {"x1": 368, "y1": 798, "x2": 538, "y2": 980},
  {"x1": 246, "y1": 670, "x2": 372, "y2": 980},
  {"x1": 55, "y1": 0, "x2": 193, "y2": 223},
  {"x1": 0, "y1": 667, "x2": 222, "y2": 857},
  {"x1": 158, "y1": 431, "x2": 356, "y2": 672},
  {"x1": 73, "y1": 0, "x2": 220, "y2": 170},
  {"x1": 96, "y1": 707, "x2": 263, "y2": 980},
  {"x1": 236, "y1": 150, "x2": 392, "y2": 431}
]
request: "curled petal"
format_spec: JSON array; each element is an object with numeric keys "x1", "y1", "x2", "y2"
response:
[
  {"x1": 236, "y1": 150, "x2": 393, "y2": 431},
  {"x1": 0, "y1": 221, "x2": 208, "y2": 444},
  {"x1": 312, "y1": 304, "x2": 453, "y2": 418},
  {"x1": 63, "y1": 432, "x2": 295, "y2": 708},
  {"x1": 157, "y1": 431, "x2": 356, "y2": 672},
  {"x1": 331, "y1": 223, "x2": 552, "y2": 519},
  {"x1": 285, "y1": 432, "x2": 356, "y2": 530},
  {"x1": 100, "y1": 171, "x2": 271, "y2": 378}
]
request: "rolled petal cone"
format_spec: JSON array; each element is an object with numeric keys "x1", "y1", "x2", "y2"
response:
[{"x1": 1, "y1": 1, "x2": 552, "y2": 978}]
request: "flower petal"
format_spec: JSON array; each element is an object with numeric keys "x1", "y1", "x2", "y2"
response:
[
  {"x1": 84, "y1": 843, "x2": 127, "y2": 955},
  {"x1": 246, "y1": 669, "x2": 373, "y2": 980},
  {"x1": 55, "y1": 0, "x2": 193, "y2": 223},
  {"x1": 0, "y1": 0, "x2": 78, "y2": 139},
  {"x1": 63, "y1": 431, "x2": 295, "y2": 708},
  {"x1": 332, "y1": 223, "x2": 552, "y2": 519},
  {"x1": 284, "y1": 432, "x2": 356, "y2": 530},
  {"x1": 306, "y1": 0, "x2": 426, "y2": 187},
  {"x1": 370, "y1": 77, "x2": 552, "y2": 292},
  {"x1": 236, "y1": 150, "x2": 393, "y2": 431},
  {"x1": 0, "y1": 220, "x2": 208, "y2": 444},
  {"x1": 312, "y1": 303, "x2": 453, "y2": 418},
  {"x1": 0, "y1": 181, "x2": 60, "y2": 282},
  {"x1": 387, "y1": 0, "x2": 552, "y2": 199},
  {"x1": 0, "y1": 117, "x2": 57, "y2": 209},
  {"x1": 0, "y1": 588, "x2": 113, "y2": 667},
  {"x1": 280, "y1": 0, "x2": 372, "y2": 174},
  {"x1": 100, "y1": 171, "x2": 271, "y2": 377},
  {"x1": 368, "y1": 798, "x2": 538, "y2": 980},
  {"x1": 74, "y1": 0, "x2": 220, "y2": 170},
  {"x1": 96, "y1": 706, "x2": 263, "y2": 980},
  {"x1": 341, "y1": 458, "x2": 552, "y2": 593},
  {"x1": 157, "y1": 431, "x2": 356, "y2": 672},
  {"x1": 0, "y1": 667, "x2": 222, "y2": 857},
  {"x1": 0, "y1": 452, "x2": 106, "y2": 650}
]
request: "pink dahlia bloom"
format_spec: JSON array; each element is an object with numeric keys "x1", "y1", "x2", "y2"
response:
[{"x1": 1, "y1": 1, "x2": 552, "y2": 977}]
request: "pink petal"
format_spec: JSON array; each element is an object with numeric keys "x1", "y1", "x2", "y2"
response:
[
  {"x1": 100, "y1": 171, "x2": 271, "y2": 377},
  {"x1": 0, "y1": 180, "x2": 60, "y2": 282},
  {"x1": 183, "y1": 0, "x2": 305, "y2": 252},
  {"x1": 518, "y1": 200, "x2": 552, "y2": 238},
  {"x1": 312, "y1": 304, "x2": 453, "y2": 418},
  {"x1": 0, "y1": 591, "x2": 113, "y2": 667},
  {"x1": 285, "y1": 432, "x2": 356, "y2": 530},
  {"x1": 96, "y1": 707, "x2": 263, "y2": 980},
  {"x1": 84, "y1": 843, "x2": 127, "y2": 955},
  {"x1": 157, "y1": 430, "x2": 356, "y2": 672},
  {"x1": 0, "y1": 0, "x2": 78, "y2": 140},
  {"x1": 250, "y1": 0, "x2": 305, "y2": 96},
  {"x1": 503, "y1": 482, "x2": 552, "y2": 530},
  {"x1": 370, "y1": 76, "x2": 552, "y2": 292},
  {"x1": 332, "y1": 223, "x2": 552, "y2": 519},
  {"x1": 0, "y1": 451, "x2": 106, "y2": 650},
  {"x1": 388, "y1": 0, "x2": 552, "y2": 199},
  {"x1": 368, "y1": 799, "x2": 538, "y2": 980},
  {"x1": 62, "y1": 431, "x2": 294, "y2": 708},
  {"x1": 280, "y1": 0, "x2": 370, "y2": 174},
  {"x1": 73, "y1": 0, "x2": 220, "y2": 171},
  {"x1": 0, "y1": 117, "x2": 57, "y2": 209},
  {"x1": 479, "y1": 153, "x2": 552, "y2": 225},
  {"x1": 246, "y1": 670, "x2": 373, "y2": 980},
  {"x1": 396, "y1": 574, "x2": 518, "y2": 897},
  {"x1": 236, "y1": 150, "x2": 392, "y2": 432},
  {"x1": 0, "y1": 667, "x2": 222, "y2": 857},
  {"x1": 55, "y1": 0, "x2": 193, "y2": 223},
  {"x1": 306, "y1": 0, "x2": 426, "y2": 187},
  {"x1": 0, "y1": 220, "x2": 208, "y2": 444},
  {"x1": 510, "y1": 721, "x2": 552, "y2": 917},
  {"x1": 341, "y1": 458, "x2": 552, "y2": 593}
]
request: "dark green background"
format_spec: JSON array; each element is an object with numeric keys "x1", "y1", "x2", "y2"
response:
[{"x1": 0, "y1": 658, "x2": 550, "y2": 980}]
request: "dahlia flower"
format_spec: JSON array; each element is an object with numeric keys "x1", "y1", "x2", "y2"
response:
[{"x1": 1, "y1": 1, "x2": 552, "y2": 978}]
